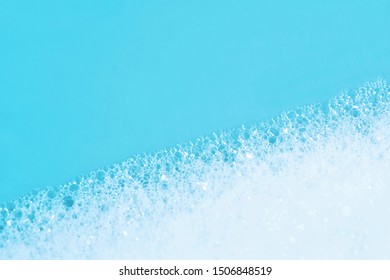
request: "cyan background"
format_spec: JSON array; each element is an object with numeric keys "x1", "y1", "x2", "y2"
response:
[{"x1": 1, "y1": 0, "x2": 389, "y2": 201}]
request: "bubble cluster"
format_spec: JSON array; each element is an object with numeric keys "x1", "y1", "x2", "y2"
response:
[{"x1": 1, "y1": 80, "x2": 390, "y2": 259}]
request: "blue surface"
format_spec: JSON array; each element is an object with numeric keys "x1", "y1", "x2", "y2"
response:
[{"x1": 1, "y1": 0, "x2": 390, "y2": 202}]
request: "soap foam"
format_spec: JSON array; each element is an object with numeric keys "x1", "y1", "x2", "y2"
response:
[{"x1": 1, "y1": 80, "x2": 390, "y2": 259}]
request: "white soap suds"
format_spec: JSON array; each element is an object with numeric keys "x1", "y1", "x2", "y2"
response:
[{"x1": 1, "y1": 80, "x2": 390, "y2": 259}]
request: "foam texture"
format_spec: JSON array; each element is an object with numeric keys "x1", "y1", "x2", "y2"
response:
[{"x1": 1, "y1": 80, "x2": 390, "y2": 259}]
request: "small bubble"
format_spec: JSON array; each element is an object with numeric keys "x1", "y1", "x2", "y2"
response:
[
  {"x1": 109, "y1": 170, "x2": 116, "y2": 179},
  {"x1": 63, "y1": 196, "x2": 75, "y2": 209},
  {"x1": 141, "y1": 174, "x2": 150, "y2": 186},
  {"x1": 28, "y1": 213, "x2": 35, "y2": 222},
  {"x1": 174, "y1": 151, "x2": 183, "y2": 161},
  {"x1": 351, "y1": 107, "x2": 360, "y2": 118},
  {"x1": 100, "y1": 205, "x2": 109, "y2": 213},
  {"x1": 118, "y1": 179, "x2": 125, "y2": 188},
  {"x1": 369, "y1": 94, "x2": 379, "y2": 106},
  {"x1": 44, "y1": 202, "x2": 53, "y2": 211},
  {"x1": 129, "y1": 165, "x2": 142, "y2": 176},
  {"x1": 297, "y1": 116, "x2": 309, "y2": 126},
  {"x1": 6, "y1": 202, "x2": 15, "y2": 212},
  {"x1": 269, "y1": 137, "x2": 277, "y2": 144},
  {"x1": 161, "y1": 182, "x2": 168, "y2": 189},
  {"x1": 233, "y1": 140, "x2": 242, "y2": 149},
  {"x1": 96, "y1": 171, "x2": 105, "y2": 182},
  {"x1": 13, "y1": 210, "x2": 23, "y2": 220},
  {"x1": 69, "y1": 184, "x2": 79, "y2": 192},
  {"x1": 218, "y1": 145, "x2": 226, "y2": 153},
  {"x1": 287, "y1": 111, "x2": 297, "y2": 119},
  {"x1": 201, "y1": 154, "x2": 212, "y2": 163},
  {"x1": 47, "y1": 190, "x2": 56, "y2": 199},
  {"x1": 270, "y1": 128, "x2": 279, "y2": 136},
  {"x1": 223, "y1": 155, "x2": 231, "y2": 162}
]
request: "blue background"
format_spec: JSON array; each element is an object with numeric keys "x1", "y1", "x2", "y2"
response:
[{"x1": 1, "y1": 0, "x2": 389, "y2": 201}]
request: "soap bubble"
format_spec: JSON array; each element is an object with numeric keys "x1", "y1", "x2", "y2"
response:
[{"x1": 63, "y1": 196, "x2": 75, "y2": 209}]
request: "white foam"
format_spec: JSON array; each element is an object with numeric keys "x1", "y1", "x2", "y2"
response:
[{"x1": 1, "y1": 80, "x2": 390, "y2": 259}]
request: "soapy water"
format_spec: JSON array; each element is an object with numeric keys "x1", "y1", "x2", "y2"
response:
[{"x1": 1, "y1": 80, "x2": 390, "y2": 259}]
